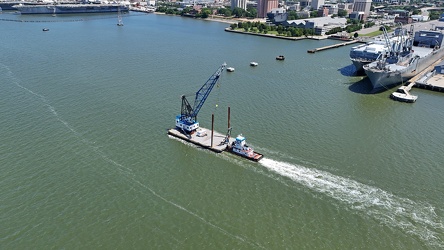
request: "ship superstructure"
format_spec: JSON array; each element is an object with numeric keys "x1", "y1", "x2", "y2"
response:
[
  {"x1": 350, "y1": 28, "x2": 408, "y2": 73},
  {"x1": 363, "y1": 25, "x2": 444, "y2": 91}
]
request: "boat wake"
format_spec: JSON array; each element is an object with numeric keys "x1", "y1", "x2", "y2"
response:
[
  {"x1": 259, "y1": 158, "x2": 444, "y2": 248},
  {"x1": 169, "y1": 134, "x2": 444, "y2": 247},
  {"x1": 2, "y1": 63, "x2": 265, "y2": 249}
]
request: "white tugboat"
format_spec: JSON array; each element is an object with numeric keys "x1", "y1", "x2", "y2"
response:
[{"x1": 227, "y1": 134, "x2": 263, "y2": 162}]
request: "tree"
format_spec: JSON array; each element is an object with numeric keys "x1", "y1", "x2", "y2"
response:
[
  {"x1": 354, "y1": 32, "x2": 359, "y2": 38},
  {"x1": 197, "y1": 8, "x2": 211, "y2": 18},
  {"x1": 181, "y1": 6, "x2": 192, "y2": 15},
  {"x1": 412, "y1": 9, "x2": 420, "y2": 15},
  {"x1": 326, "y1": 27, "x2": 343, "y2": 35},
  {"x1": 246, "y1": 7, "x2": 257, "y2": 18},
  {"x1": 277, "y1": 25, "x2": 284, "y2": 35},
  {"x1": 287, "y1": 10, "x2": 299, "y2": 20},
  {"x1": 429, "y1": 11, "x2": 441, "y2": 20},
  {"x1": 310, "y1": 10, "x2": 318, "y2": 18},
  {"x1": 232, "y1": 7, "x2": 246, "y2": 18},
  {"x1": 223, "y1": 9, "x2": 232, "y2": 17},
  {"x1": 338, "y1": 9, "x2": 348, "y2": 17}
]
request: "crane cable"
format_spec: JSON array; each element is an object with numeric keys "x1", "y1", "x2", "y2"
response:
[{"x1": 214, "y1": 75, "x2": 223, "y2": 111}]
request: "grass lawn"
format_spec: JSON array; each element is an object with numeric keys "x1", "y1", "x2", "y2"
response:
[{"x1": 360, "y1": 30, "x2": 383, "y2": 37}]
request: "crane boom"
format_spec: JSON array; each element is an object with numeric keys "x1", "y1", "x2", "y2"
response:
[{"x1": 176, "y1": 63, "x2": 226, "y2": 133}]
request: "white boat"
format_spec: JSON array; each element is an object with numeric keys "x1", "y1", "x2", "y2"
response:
[
  {"x1": 226, "y1": 67, "x2": 235, "y2": 72},
  {"x1": 390, "y1": 86, "x2": 417, "y2": 103},
  {"x1": 226, "y1": 134, "x2": 263, "y2": 162},
  {"x1": 250, "y1": 62, "x2": 258, "y2": 66}
]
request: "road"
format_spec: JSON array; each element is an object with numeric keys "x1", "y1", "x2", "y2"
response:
[{"x1": 357, "y1": 19, "x2": 443, "y2": 38}]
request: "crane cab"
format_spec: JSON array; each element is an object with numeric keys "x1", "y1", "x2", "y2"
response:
[{"x1": 176, "y1": 115, "x2": 199, "y2": 133}]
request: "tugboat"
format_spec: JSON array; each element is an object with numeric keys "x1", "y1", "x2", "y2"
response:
[{"x1": 227, "y1": 134, "x2": 263, "y2": 162}]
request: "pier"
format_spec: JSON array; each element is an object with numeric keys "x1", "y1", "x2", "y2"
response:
[
  {"x1": 405, "y1": 58, "x2": 444, "y2": 92},
  {"x1": 307, "y1": 40, "x2": 359, "y2": 53},
  {"x1": 409, "y1": 59, "x2": 444, "y2": 93},
  {"x1": 391, "y1": 58, "x2": 444, "y2": 103}
]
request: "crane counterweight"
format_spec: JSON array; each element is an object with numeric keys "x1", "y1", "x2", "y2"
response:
[{"x1": 176, "y1": 63, "x2": 227, "y2": 134}]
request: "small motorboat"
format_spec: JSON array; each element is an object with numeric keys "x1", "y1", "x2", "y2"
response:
[
  {"x1": 250, "y1": 62, "x2": 258, "y2": 66},
  {"x1": 276, "y1": 55, "x2": 285, "y2": 60},
  {"x1": 42, "y1": 28, "x2": 49, "y2": 31},
  {"x1": 226, "y1": 67, "x2": 235, "y2": 72},
  {"x1": 390, "y1": 86, "x2": 417, "y2": 103}
]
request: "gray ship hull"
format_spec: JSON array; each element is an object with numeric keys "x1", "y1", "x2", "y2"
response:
[
  {"x1": 13, "y1": 4, "x2": 129, "y2": 14},
  {"x1": 351, "y1": 59, "x2": 371, "y2": 73},
  {"x1": 364, "y1": 47, "x2": 444, "y2": 91}
]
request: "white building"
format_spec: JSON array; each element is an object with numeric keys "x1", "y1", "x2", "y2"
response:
[
  {"x1": 352, "y1": 0, "x2": 371, "y2": 19},
  {"x1": 284, "y1": 16, "x2": 347, "y2": 35},
  {"x1": 231, "y1": 0, "x2": 247, "y2": 10}
]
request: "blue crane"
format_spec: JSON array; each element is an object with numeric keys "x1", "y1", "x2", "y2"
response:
[{"x1": 175, "y1": 63, "x2": 226, "y2": 134}]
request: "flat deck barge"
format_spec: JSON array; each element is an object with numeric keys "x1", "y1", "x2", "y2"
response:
[
  {"x1": 168, "y1": 127, "x2": 234, "y2": 153},
  {"x1": 168, "y1": 127, "x2": 264, "y2": 161}
]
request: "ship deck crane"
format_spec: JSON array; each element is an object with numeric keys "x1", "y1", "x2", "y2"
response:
[{"x1": 175, "y1": 63, "x2": 226, "y2": 134}]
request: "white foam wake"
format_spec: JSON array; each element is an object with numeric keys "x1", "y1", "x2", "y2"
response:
[{"x1": 259, "y1": 157, "x2": 444, "y2": 248}]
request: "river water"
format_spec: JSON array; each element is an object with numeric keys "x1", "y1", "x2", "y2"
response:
[{"x1": 1, "y1": 12, "x2": 443, "y2": 249}]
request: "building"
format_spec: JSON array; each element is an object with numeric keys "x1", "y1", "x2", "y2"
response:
[
  {"x1": 283, "y1": 16, "x2": 347, "y2": 35},
  {"x1": 394, "y1": 16, "x2": 412, "y2": 24},
  {"x1": 305, "y1": 16, "x2": 347, "y2": 35},
  {"x1": 319, "y1": 7, "x2": 329, "y2": 17},
  {"x1": 311, "y1": 0, "x2": 324, "y2": 10},
  {"x1": 352, "y1": 0, "x2": 371, "y2": 20},
  {"x1": 257, "y1": 0, "x2": 278, "y2": 18},
  {"x1": 288, "y1": 2, "x2": 301, "y2": 11},
  {"x1": 267, "y1": 8, "x2": 287, "y2": 23},
  {"x1": 337, "y1": 2, "x2": 353, "y2": 14},
  {"x1": 231, "y1": 0, "x2": 247, "y2": 10},
  {"x1": 299, "y1": 0, "x2": 311, "y2": 9},
  {"x1": 349, "y1": 11, "x2": 365, "y2": 21},
  {"x1": 321, "y1": 4, "x2": 338, "y2": 16}
]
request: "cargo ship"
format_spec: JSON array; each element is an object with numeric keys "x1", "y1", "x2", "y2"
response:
[
  {"x1": 350, "y1": 27, "x2": 408, "y2": 74},
  {"x1": 13, "y1": 2, "x2": 129, "y2": 14},
  {"x1": 363, "y1": 26, "x2": 444, "y2": 92}
]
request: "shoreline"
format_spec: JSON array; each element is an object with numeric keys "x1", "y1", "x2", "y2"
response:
[
  {"x1": 153, "y1": 12, "x2": 359, "y2": 42},
  {"x1": 153, "y1": 11, "x2": 263, "y2": 25}
]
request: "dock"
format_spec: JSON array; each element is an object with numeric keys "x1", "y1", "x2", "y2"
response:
[
  {"x1": 412, "y1": 59, "x2": 444, "y2": 93},
  {"x1": 405, "y1": 58, "x2": 444, "y2": 92},
  {"x1": 168, "y1": 127, "x2": 234, "y2": 153},
  {"x1": 415, "y1": 75, "x2": 444, "y2": 92},
  {"x1": 391, "y1": 58, "x2": 444, "y2": 103},
  {"x1": 307, "y1": 40, "x2": 359, "y2": 53}
]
